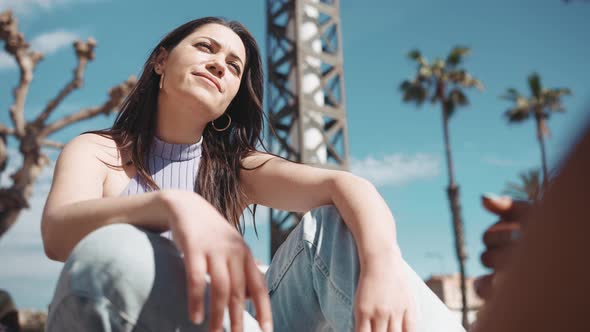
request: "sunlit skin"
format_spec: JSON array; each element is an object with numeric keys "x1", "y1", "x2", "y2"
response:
[{"x1": 154, "y1": 23, "x2": 246, "y2": 144}]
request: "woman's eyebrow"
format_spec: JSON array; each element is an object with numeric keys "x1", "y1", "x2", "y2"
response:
[{"x1": 197, "y1": 36, "x2": 244, "y2": 66}]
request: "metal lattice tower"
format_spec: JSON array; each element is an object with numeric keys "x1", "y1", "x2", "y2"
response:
[{"x1": 266, "y1": 0, "x2": 350, "y2": 256}]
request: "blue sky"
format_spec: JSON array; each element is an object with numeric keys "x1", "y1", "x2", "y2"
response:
[{"x1": 0, "y1": 0, "x2": 588, "y2": 309}]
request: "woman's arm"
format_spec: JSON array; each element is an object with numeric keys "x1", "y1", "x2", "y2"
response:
[
  {"x1": 42, "y1": 134, "x2": 176, "y2": 261},
  {"x1": 240, "y1": 152, "x2": 400, "y2": 265},
  {"x1": 241, "y1": 152, "x2": 416, "y2": 331},
  {"x1": 43, "y1": 134, "x2": 273, "y2": 331}
]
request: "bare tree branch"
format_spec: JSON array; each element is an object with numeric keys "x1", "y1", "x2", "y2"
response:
[
  {"x1": 40, "y1": 76, "x2": 137, "y2": 137},
  {"x1": 0, "y1": 11, "x2": 43, "y2": 137},
  {"x1": 0, "y1": 124, "x2": 15, "y2": 135},
  {"x1": 40, "y1": 139, "x2": 64, "y2": 149},
  {"x1": 33, "y1": 38, "x2": 97, "y2": 126}
]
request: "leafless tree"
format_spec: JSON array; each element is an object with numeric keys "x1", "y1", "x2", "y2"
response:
[{"x1": 0, "y1": 10, "x2": 137, "y2": 239}]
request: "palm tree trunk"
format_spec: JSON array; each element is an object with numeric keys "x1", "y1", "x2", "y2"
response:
[
  {"x1": 441, "y1": 101, "x2": 469, "y2": 329},
  {"x1": 535, "y1": 114, "x2": 549, "y2": 188}
]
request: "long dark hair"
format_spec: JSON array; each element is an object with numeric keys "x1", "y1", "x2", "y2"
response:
[{"x1": 87, "y1": 17, "x2": 265, "y2": 235}]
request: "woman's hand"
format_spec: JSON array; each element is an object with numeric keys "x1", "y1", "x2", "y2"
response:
[
  {"x1": 474, "y1": 195, "x2": 530, "y2": 300},
  {"x1": 354, "y1": 252, "x2": 417, "y2": 332},
  {"x1": 160, "y1": 190, "x2": 272, "y2": 332}
]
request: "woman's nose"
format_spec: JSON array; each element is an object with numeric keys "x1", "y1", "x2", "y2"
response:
[{"x1": 206, "y1": 61, "x2": 225, "y2": 78}]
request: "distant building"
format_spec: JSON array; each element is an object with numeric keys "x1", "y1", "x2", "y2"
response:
[{"x1": 425, "y1": 274, "x2": 484, "y2": 325}]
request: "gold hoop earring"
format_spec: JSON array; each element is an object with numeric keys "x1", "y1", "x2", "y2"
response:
[
  {"x1": 159, "y1": 72, "x2": 165, "y2": 90},
  {"x1": 211, "y1": 114, "x2": 232, "y2": 132}
]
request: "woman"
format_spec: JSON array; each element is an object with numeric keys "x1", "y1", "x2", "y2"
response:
[{"x1": 41, "y1": 17, "x2": 464, "y2": 332}]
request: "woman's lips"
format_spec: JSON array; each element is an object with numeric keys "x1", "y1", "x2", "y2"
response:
[{"x1": 192, "y1": 72, "x2": 222, "y2": 93}]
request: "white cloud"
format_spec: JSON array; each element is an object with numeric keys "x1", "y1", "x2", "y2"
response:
[
  {"x1": 351, "y1": 153, "x2": 441, "y2": 187},
  {"x1": 0, "y1": 29, "x2": 80, "y2": 70},
  {"x1": 0, "y1": 0, "x2": 90, "y2": 70},
  {"x1": 1, "y1": 0, "x2": 65, "y2": 15},
  {"x1": 0, "y1": 0, "x2": 105, "y2": 16},
  {"x1": 30, "y1": 30, "x2": 79, "y2": 54}
]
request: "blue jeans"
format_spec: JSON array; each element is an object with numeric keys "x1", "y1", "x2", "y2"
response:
[{"x1": 46, "y1": 205, "x2": 465, "y2": 331}]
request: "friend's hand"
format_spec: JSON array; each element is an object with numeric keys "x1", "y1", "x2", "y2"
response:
[
  {"x1": 161, "y1": 190, "x2": 273, "y2": 332},
  {"x1": 354, "y1": 252, "x2": 417, "y2": 332},
  {"x1": 474, "y1": 195, "x2": 530, "y2": 300}
]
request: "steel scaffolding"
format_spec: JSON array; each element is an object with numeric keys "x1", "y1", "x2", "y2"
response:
[{"x1": 265, "y1": 0, "x2": 350, "y2": 256}]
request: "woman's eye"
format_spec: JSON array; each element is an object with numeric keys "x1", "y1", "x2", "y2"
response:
[
  {"x1": 195, "y1": 42, "x2": 212, "y2": 52},
  {"x1": 229, "y1": 62, "x2": 241, "y2": 75}
]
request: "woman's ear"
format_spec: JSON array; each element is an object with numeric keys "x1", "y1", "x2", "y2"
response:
[{"x1": 154, "y1": 47, "x2": 169, "y2": 75}]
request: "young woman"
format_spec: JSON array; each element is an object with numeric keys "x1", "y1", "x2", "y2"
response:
[{"x1": 41, "y1": 17, "x2": 464, "y2": 332}]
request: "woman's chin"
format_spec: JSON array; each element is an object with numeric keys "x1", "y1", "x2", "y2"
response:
[
  {"x1": 184, "y1": 89, "x2": 208, "y2": 102},
  {"x1": 191, "y1": 104, "x2": 225, "y2": 122}
]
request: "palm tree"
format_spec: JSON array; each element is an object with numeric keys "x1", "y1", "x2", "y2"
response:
[
  {"x1": 501, "y1": 73, "x2": 571, "y2": 188},
  {"x1": 400, "y1": 46, "x2": 483, "y2": 328},
  {"x1": 503, "y1": 169, "x2": 543, "y2": 201}
]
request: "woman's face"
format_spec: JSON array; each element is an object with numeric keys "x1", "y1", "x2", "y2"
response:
[{"x1": 156, "y1": 23, "x2": 246, "y2": 120}]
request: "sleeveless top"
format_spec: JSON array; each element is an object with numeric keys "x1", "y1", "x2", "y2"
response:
[{"x1": 118, "y1": 135, "x2": 203, "y2": 239}]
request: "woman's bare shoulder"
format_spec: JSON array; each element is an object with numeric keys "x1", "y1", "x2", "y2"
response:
[
  {"x1": 241, "y1": 150, "x2": 276, "y2": 168},
  {"x1": 63, "y1": 132, "x2": 125, "y2": 166}
]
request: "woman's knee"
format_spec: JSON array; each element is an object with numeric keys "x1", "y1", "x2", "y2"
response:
[
  {"x1": 58, "y1": 224, "x2": 163, "y2": 303},
  {"x1": 70, "y1": 224, "x2": 156, "y2": 273},
  {"x1": 301, "y1": 205, "x2": 358, "y2": 260},
  {"x1": 50, "y1": 225, "x2": 193, "y2": 330},
  {"x1": 305, "y1": 205, "x2": 351, "y2": 239},
  {"x1": 47, "y1": 225, "x2": 164, "y2": 330},
  {"x1": 309, "y1": 204, "x2": 341, "y2": 221}
]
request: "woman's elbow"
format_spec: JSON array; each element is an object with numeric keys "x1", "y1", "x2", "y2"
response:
[
  {"x1": 44, "y1": 246, "x2": 64, "y2": 262},
  {"x1": 41, "y1": 215, "x2": 66, "y2": 262}
]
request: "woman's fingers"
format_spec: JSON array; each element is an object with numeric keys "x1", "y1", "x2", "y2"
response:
[
  {"x1": 388, "y1": 317, "x2": 396, "y2": 332},
  {"x1": 208, "y1": 256, "x2": 230, "y2": 332},
  {"x1": 356, "y1": 308, "x2": 415, "y2": 332},
  {"x1": 245, "y1": 253, "x2": 273, "y2": 332},
  {"x1": 386, "y1": 316, "x2": 403, "y2": 332},
  {"x1": 355, "y1": 316, "x2": 371, "y2": 332},
  {"x1": 402, "y1": 308, "x2": 417, "y2": 332},
  {"x1": 371, "y1": 315, "x2": 389, "y2": 332},
  {"x1": 228, "y1": 254, "x2": 246, "y2": 332},
  {"x1": 184, "y1": 252, "x2": 208, "y2": 324}
]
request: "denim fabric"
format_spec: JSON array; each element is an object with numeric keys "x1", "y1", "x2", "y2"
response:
[{"x1": 46, "y1": 205, "x2": 465, "y2": 332}]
